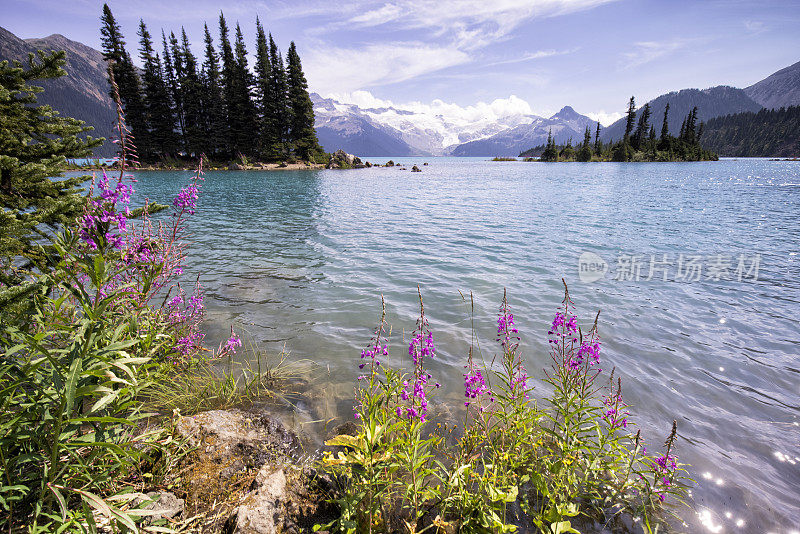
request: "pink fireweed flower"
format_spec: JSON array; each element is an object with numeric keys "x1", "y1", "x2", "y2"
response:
[
  {"x1": 79, "y1": 171, "x2": 133, "y2": 250},
  {"x1": 173, "y1": 184, "x2": 199, "y2": 214},
  {"x1": 602, "y1": 394, "x2": 629, "y2": 428},
  {"x1": 548, "y1": 311, "x2": 578, "y2": 344},
  {"x1": 464, "y1": 363, "x2": 490, "y2": 407},
  {"x1": 408, "y1": 331, "x2": 435, "y2": 367},
  {"x1": 223, "y1": 332, "x2": 242, "y2": 354}
]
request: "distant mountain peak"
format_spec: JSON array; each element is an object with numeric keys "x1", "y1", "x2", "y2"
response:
[
  {"x1": 745, "y1": 59, "x2": 800, "y2": 109},
  {"x1": 551, "y1": 105, "x2": 578, "y2": 118}
]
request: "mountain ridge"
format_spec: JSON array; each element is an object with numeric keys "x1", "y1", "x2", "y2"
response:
[
  {"x1": 598, "y1": 86, "x2": 762, "y2": 143},
  {"x1": 0, "y1": 26, "x2": 117, "y2": 156},
  {"x1": 744, "y1": 60, "x2": 800, "y2": 110},
  {"x1": 2, "y1": 26, "x2": 798, "y2": 158}
]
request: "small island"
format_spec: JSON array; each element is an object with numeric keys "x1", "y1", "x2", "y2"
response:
[{"x1": 520, "y1": 98, "x2": 718, "y2": 162}]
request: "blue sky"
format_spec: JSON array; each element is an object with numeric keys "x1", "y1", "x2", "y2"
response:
[{"x1": 4, "y1": 0, "x2": 800, "y2": 124}]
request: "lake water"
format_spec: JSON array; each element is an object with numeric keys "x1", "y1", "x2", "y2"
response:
[{"x1": 95, "y1": 158, "x2": 799, "y2": 532}]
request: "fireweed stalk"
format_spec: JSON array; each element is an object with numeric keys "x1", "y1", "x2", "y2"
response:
[{"x1": 320, "y1": 284, "x2": 689, "y2": 534}]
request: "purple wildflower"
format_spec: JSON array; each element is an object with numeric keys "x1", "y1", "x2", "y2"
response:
[
  {"x1": 464, "y1": 363, "x2": 490, "y2": 407},
  {"x1": 173, "y1": 184, "x2": 199, "y2": 214},
  {"x1": 223, "y1": 332, "x2": 243, "y2": 354}
]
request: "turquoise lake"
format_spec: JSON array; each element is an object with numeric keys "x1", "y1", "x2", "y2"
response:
[{"x1": 87, "y1": 157, "x2": 800, "y2": 532}]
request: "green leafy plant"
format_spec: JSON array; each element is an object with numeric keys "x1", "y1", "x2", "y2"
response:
[{"x1": 318, "y1": 284, "x2": 689, "y2": 533}]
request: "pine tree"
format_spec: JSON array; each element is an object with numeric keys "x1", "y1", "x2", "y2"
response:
[
  {"x1": 230, "y1": 23, "x2": 257, "y2": 157},
  {"x1": 286, "y1": 41, "x2": 322, "y2": 161},
  {"x1": 648, "y1": 125, "x2": 656, "y2": 156},
  {"x1": 201, "y1": 23, "x2": 225, "y2": 158},
  {"x1": 577, "y1": 126, "x2": 592, "y2": 161},
  {"x1": 264, "y1": 34, "x2": 289, "y2": 160},
  {"x1": 100, "y1": 4, "x2": 148, "y2": 160},
  {"x1": 137, "y1": 20, "x2": 178, "y2": 159},
  {"x1": 161, "y1": 30, "x2": 183, "y2": 144},
  {"x1": 632, "y1": 102, "x2": 651, "y2": 151},
  {"x1": 560, "y1": 137, "x2": 576, "y2": 160},
  {"x1": 254, "y1": 18, "x2": 272, "y2": 158},
  {"x1": 179, "y1": 28, "x2": 204, "y2": 157},
  {"x1": 659, "y1": 103, "x2": 671, "y2": 151},
  {"x1": 218, "y1": 13, "x2": 236, "y2": 157},
  {"x1": 0, "y1": 51, "x2": 102, "y2": 284},
  {"x1": 624, "y1": 96, "x2": 636, "y2": 141},
  {"x1": 685, "y1": 107, "x2": 698, "y2": 143},
  {"x1": 594, "y1": 122, "x2": 602, "y2": 154},
  {"x1": 541, "y1": 130, "x2": 558, "y2": 161}
]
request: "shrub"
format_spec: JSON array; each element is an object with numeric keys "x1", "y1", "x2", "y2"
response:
[
  {"x1": 0, "y1": 147, "x2": 244, "y2": 530},
  {"x1": 318, "y1": 284, "x2": 688, "y2": 533}
]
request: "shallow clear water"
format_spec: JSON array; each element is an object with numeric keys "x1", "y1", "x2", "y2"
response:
[{"x1": 105, "y1": 158, "x2": 799, "y2": 531}]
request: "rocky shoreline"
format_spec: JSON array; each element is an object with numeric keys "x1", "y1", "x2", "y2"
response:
[
  {"x1": 66, "y1": 150, "x2": 430, "y2": 172},
  {"x1": 147, "y1": 408, "x2": 340, "y2": 533}
]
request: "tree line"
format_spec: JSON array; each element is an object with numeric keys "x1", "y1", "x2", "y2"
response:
[
  {"x1": 100, "y1": 4, "x2": 322, "y2": 164},
  {"x1": 700, "y1": 105, "x2": 800, "y2": 157},
  {"x1": 524, "y1": 97, "x2": 717, "y2": 162}
]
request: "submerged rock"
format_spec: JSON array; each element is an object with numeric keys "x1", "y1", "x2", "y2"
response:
[
  {"x1": 411, "y1": 165, "x2": 421, "y2": 172},
  {"x1": 176, "y1": 409, "x2": 335, "y2": 533}
]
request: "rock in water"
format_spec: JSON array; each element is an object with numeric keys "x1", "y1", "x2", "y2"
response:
[
  {"x1": 411, "y1": 165, "x2": 421, "y2": 172},
  {"x1": 327, "y1": 149, "x2": 366, "y2": 169}
]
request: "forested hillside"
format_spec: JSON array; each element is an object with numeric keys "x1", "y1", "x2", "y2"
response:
[{"x1": 701, "y1": 106, "x2": 800, "y2": 157}]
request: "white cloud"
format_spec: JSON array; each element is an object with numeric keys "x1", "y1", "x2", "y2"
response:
[
  {"x1": 585, "y1": 110, "x2": 623, "y2": 126},
  {"x1": 349, "y1": 3, "x2": 404, "y2": 25},
  {"x1": 303, "y1": 42, "x2": 470, "y2": 94},
  {"x1": 744, "y1": 20, "x2": 767, "y2": 35},
  {"x1": 619, "y1": 38, "x2": 696, "y2": 69},
  {"x1": 329, "y1": 90, "x2": 535, "y2": 125},
  {"x1": 304, "y1": 0, "x2": 618, "y2": 90},
  {"x1": 484, "y1": 48, "x2": 579, "y2": 67},
  {"x1": 340, "y1": 0, "x2": 619, "y2": 50}
]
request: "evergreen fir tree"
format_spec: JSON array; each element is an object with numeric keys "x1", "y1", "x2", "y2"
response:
[
  {"x1": 0, "y1": 51, "x2": 102, "y2": 284},
  {"x1": 541, "y1": 130, "x2": 558, "y2": 161},
  {"x1": 624, "y1": 96, "x2": 636, "y2": 141},
  {"x1": 230, "y1": 23, "x2": 257, "y2": 157},
  {"x1": 100, "y1": 4, "x2": 148, "y2": 160},
  {"x1": 659, "y1": 103, "x2": 671, "y2": 151},
  {"x1": 137, "y1": 20, "x2": 178, "y2": 159},
  {"x1": 179, "y1": 28, "x2": 204, "y2": 157},
  {"x1": 648, "y1": 125, "x2": 656, "y2": 157},
  {"x1": 161, "y1": 30, "x2": 184, "y2": 144},
  {"x1": 684, "y1": 107, "x2": 698, "y2": 143},
  {"x1": 254, "y1": 18, "x2": 272, "y2": 158},
  {"x1": 594, "y1": 122, "x2": 602, "y2": 154},
  {"x1": 577, "y1": 126, "x2": 592, "y2": 161},
  {"x1": 168, "y1": 32, "x2": 186, "y2": 139},
  {"x1": 286, "y1": 41, "x2": 322, "y2": 161},
  {"x1": 632, "y1": 102, "x2": 651, "y2": 151},
  {"x1": 218, "y1": 13, "x2": 236, "y2": 156},
  {"x1": 560, "y1": 137, "x2": 576, "y2": 160},
  {"x1": 264, "y1": 34, "x2": 289, "y2": 159},
  {"x1": 201, "y1": 23, "x2": 225, "y2": 158}
]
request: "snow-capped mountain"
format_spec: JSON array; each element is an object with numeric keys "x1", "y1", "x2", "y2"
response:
[
  {"x1": 312, "y1": 93, "x2": 598, "y2": 156},
  {"x1": 450, "y1": 106, "x2": 598, "y2": 156}
]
